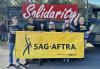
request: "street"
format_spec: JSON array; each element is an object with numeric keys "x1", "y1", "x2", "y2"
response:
[{"x1": 0, "y1": 42, "x2": 100, "y2": 69}]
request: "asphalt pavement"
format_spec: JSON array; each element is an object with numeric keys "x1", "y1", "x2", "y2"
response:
[{"x1": 0, "y1": 42, "x2": 100, "y2": 69}]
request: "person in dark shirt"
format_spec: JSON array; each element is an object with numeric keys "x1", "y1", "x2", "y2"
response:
[
  {"x1": 7, "y1": 16, "x2": 22, "y2": 68},
  {"x1": 62, "y1": 20, "x2": 71, "y2": 63},
  {"x1": 74, "y1": 13, "x2": 91, "y2": 48},
  {"x1": 62, "y1": 20, "x2": 71, "y2": 32},
  {"x1": 24, "y1": 16, "x2": 36, "y2": 65},
  {"x1": 24, "y1": 16, "x2": 37, "y2": 31},
  {"x1": 0, "y1": 21, "x2": 7, "y2": 41},
  {"x1": 46, "y1": 21, "x2": 56, "y2": 62},
  {"x1": 40, "y1": 21, "x2": 47, "y2": 31},
  {"x1": 74, "y1": 13, "x2": 88, "y2": 32},
  {"x1": 48, "y1": 21, "x2": 56, "y2": 32}
]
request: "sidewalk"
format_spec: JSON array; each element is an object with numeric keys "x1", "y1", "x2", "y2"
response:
[
  {"x1": 0, "y1": 42, "x2": 25, "y2": 69},
  {"x1": 0, "y1": 41, "x2": 94, "y2": 69}
]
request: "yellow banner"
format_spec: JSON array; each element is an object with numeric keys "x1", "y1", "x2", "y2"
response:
[{"x1": 15, "y1": 31, "x2": 84, "y2": 59}]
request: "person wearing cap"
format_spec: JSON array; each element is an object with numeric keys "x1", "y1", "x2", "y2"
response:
[{"x1": 7, "y1": 16, "x2": 22, "y2": 68}]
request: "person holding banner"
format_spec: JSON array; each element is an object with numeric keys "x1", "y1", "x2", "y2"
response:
[
  {"x1": 62, "y1": 20, "x2": 71, "y2": 32},
  {"x1": 7, "y1": 16, "x2": 22, "y2": 68},
  {"x1": 38, "y1": 21, "x2": 47, "y2": 65},
  {"x1": 62, "y1": 20, "x2": 71, "y2": 63},
  {"x1": 39, "y1": 20, "x2": 47, "y2": 31},
  {"x1": 48, "y1": 21, "x2": 57, "y2": 62},
  {"x1": 24, "y1": 16, "x2": 36, "y2": 31},
  {"x1": 48, "y1": 21, "x2": 56, "y2": 32},
  {"x1": 74, "y1": 13, "x2": 91, "y2": 48},
  {"x1": 24, "y1": 16, "x2": 36, "y2": 65}
]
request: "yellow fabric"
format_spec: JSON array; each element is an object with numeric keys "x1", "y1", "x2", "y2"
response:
[{"x1": 15, "y1": 31, "x2": 84, "y2": 59}]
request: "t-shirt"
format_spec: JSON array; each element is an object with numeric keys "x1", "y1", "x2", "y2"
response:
[
  {"x1": 24, "y1": 23, "x2": 37, "y2": 31},
  {"x1": 80, "y1": 25, "x2": 87, "y2": 32},
  {"x1": 9, "y1": 25, "x2": 22, "y2": 43},
  {"x1": 75, "y1": 23, "x2": 88, "y2": 32},
  {"x1": 0, "y1": 23, "x2": 7, "y2": 32},
  {"x1": 63, "y1": 27, "x2": 71, "y2": 32}
]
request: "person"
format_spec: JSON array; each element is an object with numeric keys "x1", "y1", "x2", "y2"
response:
[
  {"x1": 62, "y1": 20, "x2": 71, "y2": 63},
  {"x1": 62, "y1": 20, "x2": 71, "y2": 32},
  {"x1": 0, "y1": 20, "x2": 7, "y2": 41},
  {"x1": 38, "y1": 20, "x2": 47, "y2": 65},
  {"x1": 24, "y1": 17, "x2": 36, "y2": 31},
  {"x1": 73, "y1": 13, "x2": 91, "y2": 48},
  {"x1": 0, "y1": 22, "x2": 2, "y2": 40},
  {"x1": 40, "y1": 22, "x2": 45, "y2": 31},
  {"x1": 46, "y1": 21, "x2": 56, "y2": 62},
  {"x1": 24, "y1": 16, "x2": 36, "y2": 65},
  {"x1": 6, "y1": 16, "x2": 22, "y2": 68},
  {"x1": 48, "y1": 21, "x2": 56, "y2": 32}
]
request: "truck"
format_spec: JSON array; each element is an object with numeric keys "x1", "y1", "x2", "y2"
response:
[{"x1": 88, "y1": 7, "x2": 100, "y2": 47}]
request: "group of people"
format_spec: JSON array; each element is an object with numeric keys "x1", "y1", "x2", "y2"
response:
[{"x1": 6, "y1": 13, "x2": 93, "y2": 68}]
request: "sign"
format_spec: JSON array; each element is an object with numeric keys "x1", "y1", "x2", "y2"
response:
[
  {"x1": 7, "y1": 7, "x2": 22, "y2": 19},
  {"x1": 22, "y1": 3, "x2": 78, "y2": 22},
  {"x1": 15, "y1": 32, "x2": 84, "y2": 59}
]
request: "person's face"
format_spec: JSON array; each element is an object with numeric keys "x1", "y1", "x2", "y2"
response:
[
  {"x1": 65, "y1": 20, "x2": 70, "y2": 27},
  {"x1": 29, "y1": 17, "x2": 33, "y2": 23},
  {"x1": 12, "y1": 17, "x2": 18, "y2": 25},
  {"x1": 49, "y1": 22, "x2": 55, "y2": 29},
  {"x1": 79, "y1": 17, "x2": 84, "y2": 25},
  {"x1": 41, "y1": 23, "x2": 44, "y2": 29}
]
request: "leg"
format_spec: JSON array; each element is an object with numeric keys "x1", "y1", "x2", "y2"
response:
[
  {"x1": 16, "y1": 59, "x2": 19, "y2": 63},
  {"x1": 24, "y1": 59, "x2": 31, "y2": 65},
  {"x1": 63, "y1": 58, "x2": 69, "y2": 63},
  {"x1": 8, "y1": 43, "x2": 15, "y2": 64},
  {"x1": 84, "y1": 39, "x2": 87, "y2": 48},
  {"x1": 16, "y1": 59, "x2": 21, "y2": 66},
  {"x1": 4, "y1": 32, "x2": 7, "y2": 41},
  {"x1": 1, "y1": 32, "x2": 4, "y2": 41},
  {"x1": 6, "y1": 43, "x2": 15, "y2": 68}
]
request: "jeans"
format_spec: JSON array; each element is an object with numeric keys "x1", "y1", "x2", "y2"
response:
[
  {"x1": 8, "y1": 42, "x2": 19, "y2": 64},
  {"x1": 84, "y1": 32, "x2": 89, "y2": 48},
  {"x1": 1, "y1": 32, "x2": 7, "y2": 41}
]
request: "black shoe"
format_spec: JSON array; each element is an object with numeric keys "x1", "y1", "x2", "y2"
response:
[
  {"x1": 24, "y1": 62, "x2": 31, "y2": 65},
  {"x1": 16, "y1": 62, "x2": 22, "y2": 66},
  {"x1": 6, "y1": 64, "x2": 15, "y2": 68}
]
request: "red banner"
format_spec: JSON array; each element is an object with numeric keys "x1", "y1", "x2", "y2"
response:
[{"x1": 22, "y1": 3, "x2": 78, "y2": 21}]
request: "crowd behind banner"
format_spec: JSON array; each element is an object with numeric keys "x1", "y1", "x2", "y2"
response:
[{"x1": 0, "y1": 13, "x2": 94, "y2": 68}]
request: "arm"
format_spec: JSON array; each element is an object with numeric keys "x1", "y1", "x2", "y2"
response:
[
  {"x1": 9, "y1": 26, "x2": 16, "y2": 34},
  {"x1": 87, "y1": 24, "x2": 94, "y2": 34},
  {"x1": 10, "y1": 31, "x2": 16, "y2": 34},
  {"x1": 74, "y1": 13, "x2": 81, "y2": 26}
]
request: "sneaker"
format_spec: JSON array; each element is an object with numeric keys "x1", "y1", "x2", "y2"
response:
[
  {"x1": 6, "y1": 64, "x2": 15, "y2": 68},
  {"x1": 24, "y1": 61, "x2": 31, "y2": 65},
  {"x1": 63, "y1": 59, "x2": 66, "y2": 63},
  {"x1": 16, "y1": 62, "x2": 21, "y2": 66}
]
